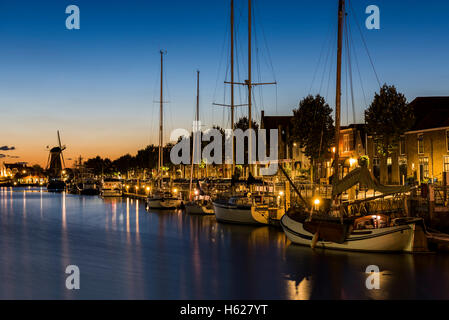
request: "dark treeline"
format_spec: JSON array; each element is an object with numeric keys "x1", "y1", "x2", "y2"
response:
[
  {"x1": 83, "y1": 144, "x2": 173, "y2": 176},
  {"x1": 82, "y1": 117, "x2": 258, "y2": 176}
]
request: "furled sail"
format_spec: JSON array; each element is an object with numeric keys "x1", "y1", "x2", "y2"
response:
[{"x1": 332, "y1": 164, "x2": 410, "y2": 197}]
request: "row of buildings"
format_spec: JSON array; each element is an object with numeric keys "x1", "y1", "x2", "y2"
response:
[
  {"x1": 0, "y1": 162, "x2": 47, "y2": 185},
  {"x1": 262, "y1": 96, "x2": 449, "y2": 186}
]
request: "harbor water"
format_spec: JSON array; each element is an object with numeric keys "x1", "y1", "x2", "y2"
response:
[{"x1": 1, "y1": 187, "x2": 449, "y2": 300}]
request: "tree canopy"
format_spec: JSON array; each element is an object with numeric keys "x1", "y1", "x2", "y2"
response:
[
  {"x1": 290, "y1": 95, "x2": 335, "y2": 162},
  {"x1": 365, "y1": 84, "x2": 414, "y2": 156}
]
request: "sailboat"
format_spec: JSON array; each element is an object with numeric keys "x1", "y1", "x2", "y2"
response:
[
  {"x1": 185, "y1": 71, "x2": 215, "y2": 215},
  {"x1": 146, "y1": 51, "x2": 182, "y2": 211},
  {"x1": 212, "y1": 0, "x2": 278, "y2": 225},
  {"x1": 280, "y1": 0, "x2": 427, "y2": 253}
]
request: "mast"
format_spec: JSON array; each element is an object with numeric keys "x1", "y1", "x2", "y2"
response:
[
  {"x1": 189, "y1": 70, "x2": 200, "y2": 200},
  {"x1": 230, "y1": 0, "x2": 235, "y2": 173},
  {"x1": 334, "y1": 0, "x2": 344, "y2": 186},
  {"x1": 159, "y1": 50, "x2": 164, "y2": 176},
  {"x1": 247, "y1": 0, "x2": 252, "y2": 174}
]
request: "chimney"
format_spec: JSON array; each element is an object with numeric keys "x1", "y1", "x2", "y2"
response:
[{"x1": 261, "y1": 110, "x2": 265, "y2": 129}]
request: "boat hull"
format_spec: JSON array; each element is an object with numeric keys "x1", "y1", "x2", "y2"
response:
[
  {"x1": 281, "y1": 214, "x2": 416, "y2": 253},
  {"x1": 251, "y1": 206, "x2": 285, "y2": 226},
  {"x1": 185, "y1": 202, "x2": 214, "y2": 215},
  {"x1": 47, "y1": 181, "x2": 66, "y2": 193},
  {"x1": 213, "y1": 202, "x2": 261, "y2": 225}
]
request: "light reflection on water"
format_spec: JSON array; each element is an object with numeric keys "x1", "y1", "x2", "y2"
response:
[{"x1": 1, "y1": 187, "x2": 449, "y2": 300}]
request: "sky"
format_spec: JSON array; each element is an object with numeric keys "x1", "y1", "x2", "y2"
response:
[{"x1": 0, "y1": 0, "x2": 448, "y2": 167}]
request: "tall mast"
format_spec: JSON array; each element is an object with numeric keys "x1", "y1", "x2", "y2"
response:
[
  {"x1": 189, "y1": 71, "x2": 200, "y2": 200},
  {"x1": 159, "y1": 50, "x2": 164, "y2": 174},
  {"x1": 231, "y1": 0, "x2": 235, "y2": 172},
  {"x1": 334, "y1": 0, "x2": 344, "y2": 185},
  {"x1": 247, "y1": 0, "x2": 252, "y2": 173},
  {"x1": 196, "y1": 70, "x2": 200, "y2": 122}
]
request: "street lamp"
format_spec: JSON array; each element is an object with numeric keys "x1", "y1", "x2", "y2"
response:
[{"x1": 313, "y1": 198, "x2": 321, "y2": 211}]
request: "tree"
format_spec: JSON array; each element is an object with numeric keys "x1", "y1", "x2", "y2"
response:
[
  {"x1": 290, "y1": 95, "x2": 334, "y2": 182},
  {"x1": 234, "y1": 116, "x2": 259, "y2": 131},
  {"x1": 365, "y1": 84, "x2": 414, "y2": 183}
]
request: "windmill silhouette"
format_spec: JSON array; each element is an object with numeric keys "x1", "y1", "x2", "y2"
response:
[{"x1": 46, "y1": 130, "x2": 66, "y2": 178}]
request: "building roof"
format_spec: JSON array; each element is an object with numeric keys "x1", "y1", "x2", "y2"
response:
[
  {"x1": 261, "y1": 114, "x2": 293, "y2": 130},
  {"x1": 409, "y1": 97, "x2": 449, "y2": 131}
]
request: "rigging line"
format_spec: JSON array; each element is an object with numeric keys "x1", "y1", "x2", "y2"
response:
[
  {"x1": 345, "y1": 14, "x2": 356, "y2": 124},
  {"x1": 325, "y1": 45, "x2": 336, "y2": 103},
  {"x1": 212, "y1": 16, "x2": 229, "y2": 104},
  {"x1": 254, "y1": 0, "x2": 277, "y2": 82},
  {"x1": 319, "y1": 27, "x2": 337, "y2": 94},
  {"x1": 252, "y1": 7, "x2": 262, "y2": 114},
  {"x1": 345, "y1": 33, "x2": 349, "y2": 126},
  {"x1": 309, "y1": 20, "x2": 334, "y2": 95},
  {"x1": 348, "y1": 0, "x2": 382, "y2": 88},
  {"x1": 347, "y1": 17, "x2": 368, "y2": 108}
]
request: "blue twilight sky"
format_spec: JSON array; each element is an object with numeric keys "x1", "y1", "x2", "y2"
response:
[{"x1": 0, "y1": 0, "x2": 448, "y2": 166}]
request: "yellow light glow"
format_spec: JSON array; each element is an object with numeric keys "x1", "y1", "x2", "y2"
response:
[
  {"x1": 22, "y1": 170, "x2": 26, "y2": 174},
  {"x1": 314, "y1": 198, "x2": 320, "y2": 206},
  {"x1": 62, "y1": 170, "x2": 66, "y2": 174},
  {"x1": 279, "y1": 191, "x2": 284, "y2": 196},
  {"x1": 332, "y1": 147, "x2": 336, "y2": 153},
  {"x1": 349, "y1": 158, "x2": 357, "y2": 167},
  {"x1": 173, "y1": 188, "x2": 178, "y2": 194},
  {"x1": 135, "y1": 186, "x2": 139, "y2": 190},
  {"x1": 146, "y1": 187, "x2": 150, "y2": 191},
  {"x1": 194, "y1": 189, "x2": 199, "y2": 196}
]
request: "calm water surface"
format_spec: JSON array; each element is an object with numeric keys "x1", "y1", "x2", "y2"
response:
[{"x1": 1, "y1": 187, "x2": 449, "y2": 300}]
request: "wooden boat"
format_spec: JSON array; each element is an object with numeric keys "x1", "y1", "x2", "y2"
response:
[
  {"x1": 278, "y1": 0, "x2": 430, "y2": 254},
  {"x1": 281, "y1": 213, "x2": 426, "y2": 253}
]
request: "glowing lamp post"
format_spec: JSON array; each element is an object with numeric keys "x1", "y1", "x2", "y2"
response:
[{"x1": 313, "y1": 198, "x2": 321, "y2": 212}]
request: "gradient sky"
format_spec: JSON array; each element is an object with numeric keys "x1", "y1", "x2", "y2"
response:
[{"x1": 1, "y1": 0, "x2": 448, "y2": 166}]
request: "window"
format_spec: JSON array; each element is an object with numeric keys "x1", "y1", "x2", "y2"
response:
[
  {"x1": 446, "y1": 130, "x2": 449, "y2": 152},
  {"x1": 343, "y1": 134, "x2": 350, "y2": 152},
  {"x1": 444, "y1": 156, "x2": 449, "y2": 173},
  {"x1": 418, "y1": 134, "x2": 424, "y2": 154},
  {"x1": 419, "y1": 157, "x2": 429, "y2": 180},
  {"x1": 400, "y1": 137, "x2": 406, "y2": 155}
]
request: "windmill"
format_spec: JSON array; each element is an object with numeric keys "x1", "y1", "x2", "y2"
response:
[{"x1": 46, "y1": 130, "x2": 67, "y2": 178}]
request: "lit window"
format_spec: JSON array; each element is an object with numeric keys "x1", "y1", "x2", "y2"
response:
[
  {"x1": 418, "y1": 134, "x2": 424, "y2": 154},
  {"x1": 419, "y1": 157, "x2": 429, "y2": 180},
  {"x1": 343, "y1": 134, "x2": 350, "y2": 152},
  {"x1": 444, "y1": 156, "x2": 449, "y2": 173}
]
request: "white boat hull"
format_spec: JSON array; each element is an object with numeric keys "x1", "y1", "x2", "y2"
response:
[
  {"x1": 185, "y1": 203, "x2": 214, "y2": 215},
  {"x1": 281, "y1": 215, "x2": 416, "y2": 253},
  {"x1": 213, "y1": 202, "x2": 261, "y2": 225}
]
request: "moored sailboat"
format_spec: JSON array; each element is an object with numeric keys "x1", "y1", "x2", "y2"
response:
[
  {"x1": 146, "y1": 51, "x2": 182, "y2": 211},
  {"x1": 280, "y1": 0, "x2": 428, "y2": 253}
]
